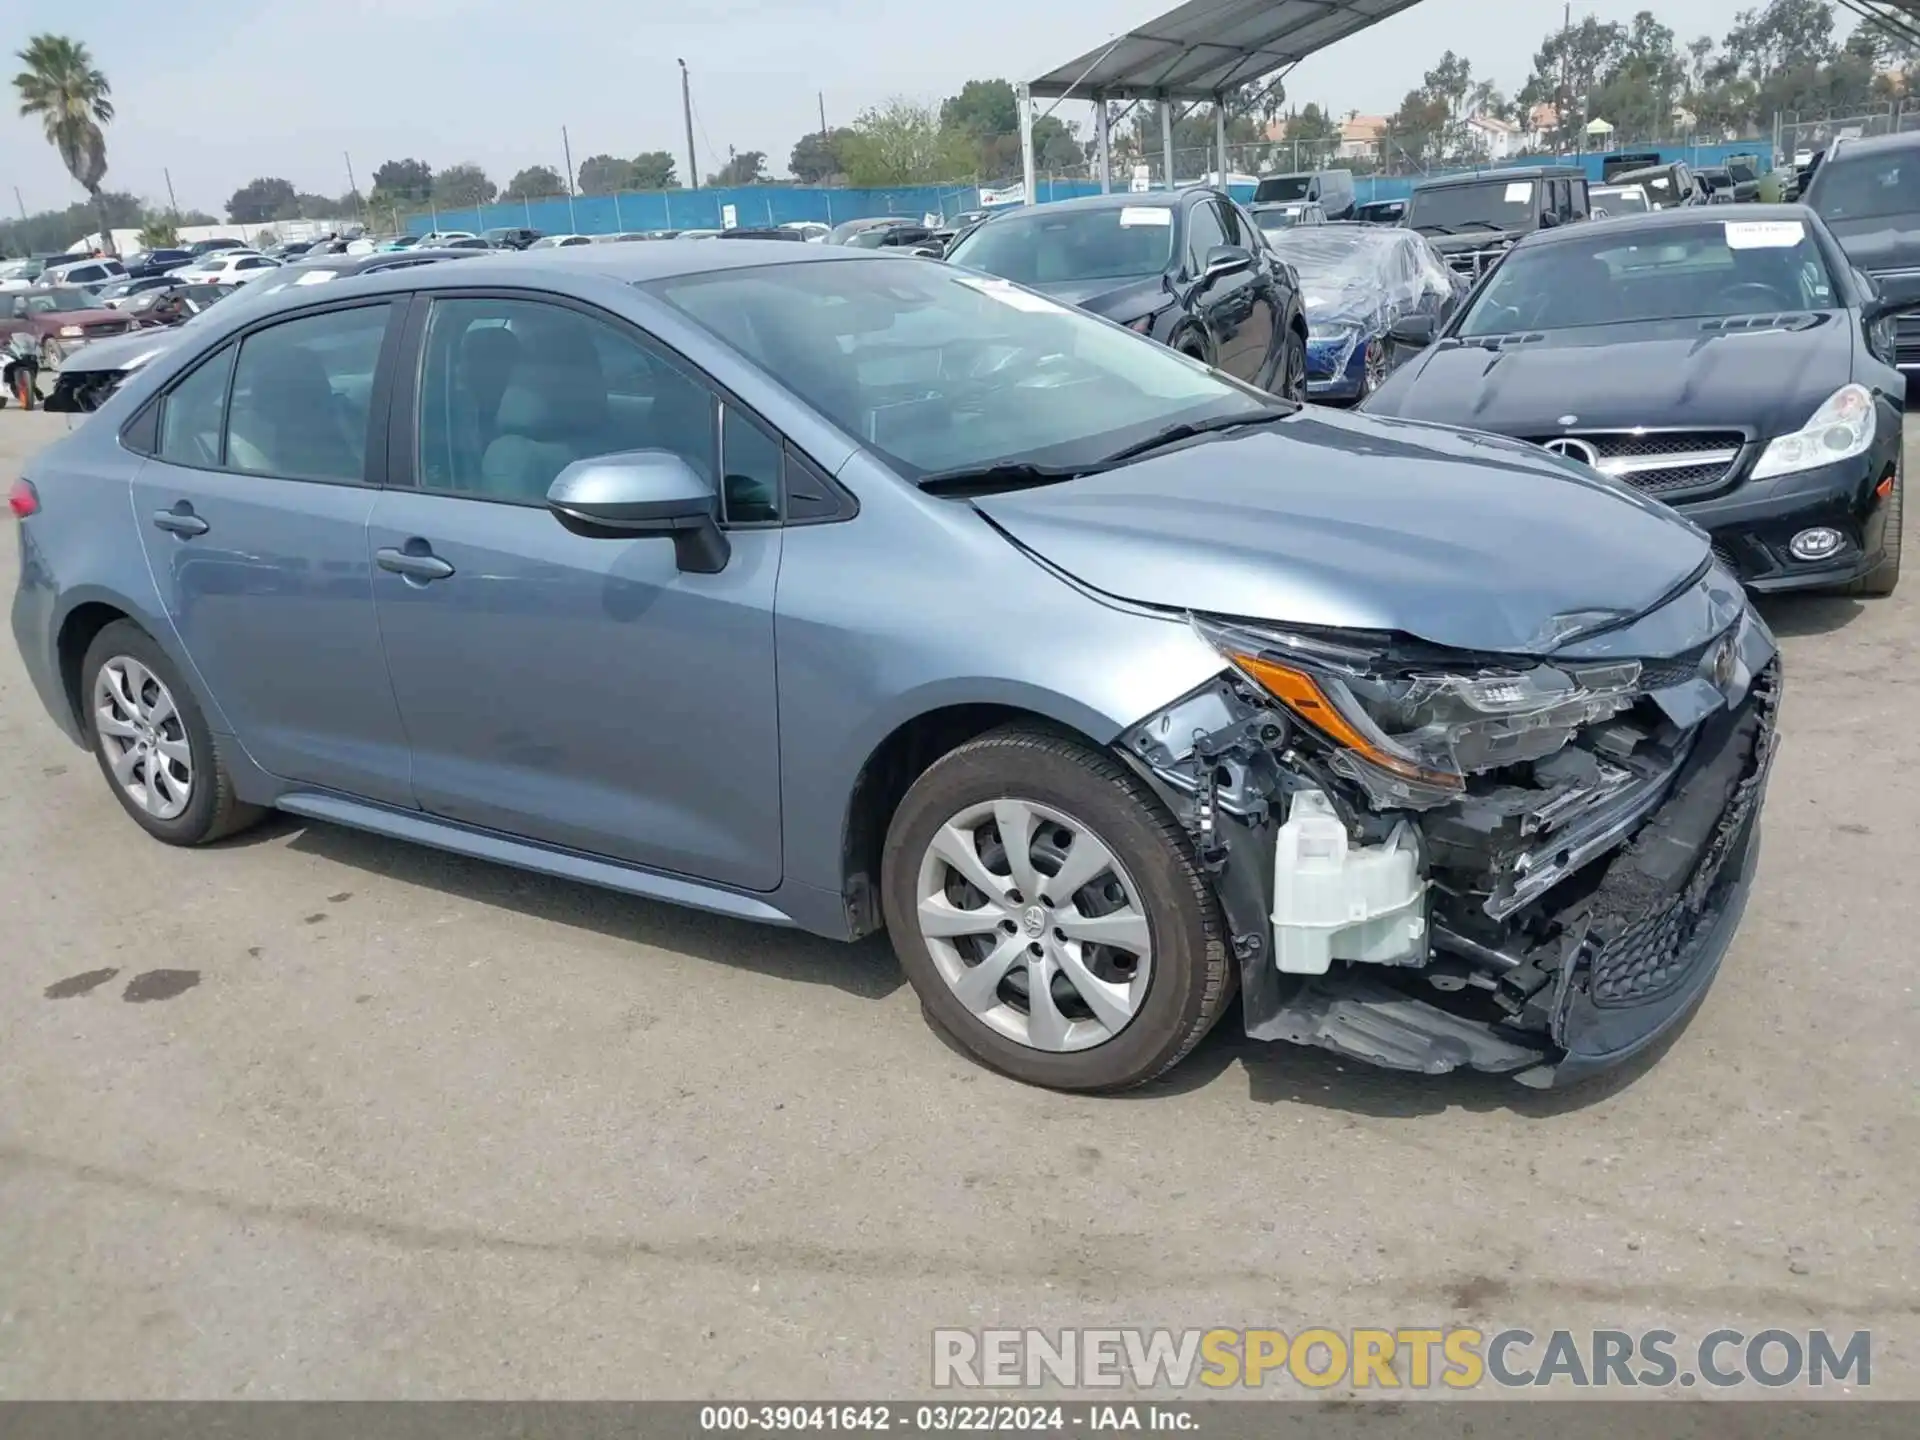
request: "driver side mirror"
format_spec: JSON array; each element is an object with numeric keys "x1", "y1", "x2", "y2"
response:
[
  {"x1": 1201, "y1": 243, "x2": 1253, "y2": 281},
  {"x1": 1389, "y1": 314, "x2": 1436, "y2": 348},
  {"x1": 1537, "y1": 211, "x2": 1561, "y2": 229},
  {"x1": 546, "y1": 450, "x2": 730, "y2": 573}
]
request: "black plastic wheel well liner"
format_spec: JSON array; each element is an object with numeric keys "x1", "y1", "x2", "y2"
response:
[
  {"x1": 840, "y1": 703, "x2": 1033, "y2": 937},
  {"x1": 56, "y1": 602, "x2": 132, "y2": 732}
]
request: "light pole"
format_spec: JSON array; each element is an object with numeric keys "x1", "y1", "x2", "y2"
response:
[{"x1": 680, "y1": 59, "x2": 700, "y2": 191}]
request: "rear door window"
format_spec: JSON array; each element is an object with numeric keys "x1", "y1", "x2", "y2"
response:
[
  {"x1": 158, "y1": 345, "x2": 236, "y2": 469},
  {"x1": 223, "y1": 304, "x2": 393, "y2": 482}
]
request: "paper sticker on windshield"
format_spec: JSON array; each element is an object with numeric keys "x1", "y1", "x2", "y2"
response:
[
  {"x1": 1725, "y1": 219, "x2": 1804, "y2": 249},
  {"x1": 953, "y1": 274, "x2": 1067, "y2": 313},
  {"x1": 293, "y1": 270, "x2": 337, "y2": 286},
  {"x1": 1119, "y1": 206, "x2": 1174, "y2": 227},
  {"x1": 1503, "y1": 182, "x2": 1534, "y2": 202}
]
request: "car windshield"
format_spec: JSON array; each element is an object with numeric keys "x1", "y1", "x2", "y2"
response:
[
  {"x1": 1807, "y1": 147, "x2": 1920, "y2": 223},
  {"x1": 1267, "y1": 227, "x2": 1398, "y2": 287},
  {"x1": 1406, "y1": 179, "x2": 1538, "y2": 233},
  {"x1": 650, "y1": 257, "x2": 1269, "y2": 480},
  {"x1": 1254, "y1": 176, "x2": 1314, "y2": 203},
  {"x1": 17, "y1": 288, "x2": 94, "y2": 314},
  {"x1": 828, "y1": 218, "x2": 911, "y2": 245},
  {"x1": 947, "y1": 206, "x2": 1176, "y2": 285},
  {"x1": 1592, "y1": 187, "x2": 1649, "y2": 214},
  {"x1": 842, "y1": 228, "x2": 905, "y2": 249},
  {"x1": 1458, "y1": 219, "x2": 1837, "y2": 335}
]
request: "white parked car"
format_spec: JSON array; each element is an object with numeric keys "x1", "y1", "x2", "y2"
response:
[
  {"x1": 418, "y1": 230, "x2": 477, "y2": 245},
  {"x1": 780, "y1": 221, "x2": 830, "y2": 243},
  {"x1": 41, "y1": 256, "x2": 129, "y2": 291},
  {"x1": 174, "y1": 251, "x2": 283, "y2": 286},
  {"x1": 0, "y1": 257, "x2": 53, "y2": 291},
  {"x1": 526, "y1": 234, "x2": 594, "y2": 248}
]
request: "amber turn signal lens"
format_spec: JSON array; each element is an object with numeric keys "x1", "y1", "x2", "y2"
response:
[{"x1": 1227, "y1": 651, "x2": 1462, "y2": 792}]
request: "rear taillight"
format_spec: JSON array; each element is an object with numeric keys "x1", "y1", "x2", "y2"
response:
[{"x1": 9, "y1": 477, "x2": 39, "y2": 518}]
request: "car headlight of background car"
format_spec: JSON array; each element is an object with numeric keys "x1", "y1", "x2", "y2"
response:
[
  {"x1": 57, "y1": 324, "x2": 84, "y2": 337},
  {"x1": 1194, "y1": 616, "x2": 1642, "y2": 807},
  {"x1": 1750, "y1": 383, "x2": 1875, "y2": 480}
]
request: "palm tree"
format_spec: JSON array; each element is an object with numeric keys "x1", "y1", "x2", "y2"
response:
[{"x1": 13, "y1": 35, "x2": 115, "y2": 253}]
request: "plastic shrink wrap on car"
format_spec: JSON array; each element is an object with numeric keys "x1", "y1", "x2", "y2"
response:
[{"x1": 1271, "y1": 228, "x2": 1456, "y2": 379}]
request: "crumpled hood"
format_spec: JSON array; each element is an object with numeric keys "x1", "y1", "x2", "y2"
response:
[
  {"x1": 974, "y1": 408, "x2": 1710, "y2": 656},
  {"x1": 55, "y1": 325, "x2": 183, "y2": 375},
  {"x1": 1364, "y1": 317, "x2": 1853, "y2": 440},
  {"x1": 1030, "y1": 275, "x2": 1167, "y2": 320}
]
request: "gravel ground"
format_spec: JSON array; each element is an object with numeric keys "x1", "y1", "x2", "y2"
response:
[{"x1": 0, "y1": 407, "x2": 1912, "y2": 1400}]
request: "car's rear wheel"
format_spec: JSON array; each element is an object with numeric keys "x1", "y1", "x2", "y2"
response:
[
  {"x1": 1849, "y1": 472, "x2": 1902, "y2": 597},
  {"x1": 881, "y1": 724, "x2": 1231, "y2": 1091},
  {"x1": 1279, "y1": 328, "x2": 1308, "y2": 402},
  {"x1": 1358, "y1": 338, "x2": 1388, "y2": 401},
  {"x1": 81, "y1": 621, "x2": 262, "y2": 846}
]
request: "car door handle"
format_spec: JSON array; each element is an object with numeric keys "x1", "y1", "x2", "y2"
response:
[
  {"x1": 151, "y1": 507, "x2": 209, "y2": 537},
  {"x1": 376, "y1": 546, "x2": 455, "y2": 581}
]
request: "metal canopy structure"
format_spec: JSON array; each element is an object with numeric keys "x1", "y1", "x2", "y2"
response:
[{"x1": 1018, "y1": 0, "x2": 1432, "y2": 201}]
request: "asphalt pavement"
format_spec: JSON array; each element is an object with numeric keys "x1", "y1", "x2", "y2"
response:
[{"x1": 0, "y1": 408, "x2": 1913, "y2": 1399}]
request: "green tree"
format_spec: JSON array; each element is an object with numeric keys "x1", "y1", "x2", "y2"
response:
[
  {"x1": 369, "y1": 157, "x2": 433, "y2": 214},
  {"x1": 12, "y1": 34, "x2": 115, "y2": 250},
  {"x1": 434, "y1": 163, "x2": 495, "y2": 208},
  {"x1": 940, "y1": 79, "x2": 1019, "y2": 142},
  {"x1": 0, "y1": 191, "x2": 143, "y2": 258},
  {"x1": 577, "y1": 154, "x2": 635, "y2": 195},
  {"x1": 1032, "y1": 115, "x2": 1084, "y2": 172},
  {"x1": 789, "y1": 128, "x2": 853, "y2": 183},
  {"x1": 227, "y1": 176, "x2": 297, "y2": 224},
  {"x1": 630, "y1": 151, "x2": 679, "y2": 189},
  {"x1": 502, "y1": 165, "x2": 564, "y2": 201},
  {"x1": 840, "y1": 99, "x2": 973, "y2": 185},
  {"x1": 137, "y1": 218, "x2": 179, "y2": 249},
  {"x1": 707, "y1": 150, "x2": 769, "y2": 186}
]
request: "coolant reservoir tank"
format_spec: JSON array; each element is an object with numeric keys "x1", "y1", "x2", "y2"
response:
[{"x1": 1271, "y1": 790, "x2": 1428, "y2": 975}]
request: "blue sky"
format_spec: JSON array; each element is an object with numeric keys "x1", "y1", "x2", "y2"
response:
[{"x1": 6, "y1": 0, "x2": 1795, "y2": 216}]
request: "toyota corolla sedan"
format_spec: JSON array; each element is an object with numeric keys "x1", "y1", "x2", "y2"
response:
[
  {"x1": 1366, "y1": 207, "x2": 1904, "y2": 596},
  {"x1": 10, "y1": 242, "x2": 1778, "y2": 1092}
]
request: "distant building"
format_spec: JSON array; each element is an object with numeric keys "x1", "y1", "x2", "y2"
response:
[
  {"x1": 1525, "y1": 102, "x2": 1560, "y2": 148},
  {"x1": 1337, "y1": 114, "x2": 1389, "y2": 160},
  {"x1": 1465, "y1": 112, "x2": 1520, "y2": 160}
]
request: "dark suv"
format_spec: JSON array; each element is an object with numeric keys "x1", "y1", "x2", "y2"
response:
[
  {"x1": 1802, "y1": 130, "x2": 1920, "y2": 374},
  {"x1": 1403, "y1": 166, "x2": 1589, "y2": 279}
]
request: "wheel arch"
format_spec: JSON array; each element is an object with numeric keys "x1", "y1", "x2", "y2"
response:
[
  {"x1": 836, "y1": 690, "x2": 1123, "y2": 939},
  {"x1": 52, "y1": 585, "x2": 234, "y2": 740}
]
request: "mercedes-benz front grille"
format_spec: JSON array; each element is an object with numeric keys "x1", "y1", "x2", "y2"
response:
[
  {"x1": 1894, "y1": 311, "x2": 1920, "y2": 369},
  {"x1": 1528, "y1": 429, "x2": 1746, "y2": 498}
]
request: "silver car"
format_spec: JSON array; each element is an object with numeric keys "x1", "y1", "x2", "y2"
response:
[{"x1": 9, "y1": 242, "x2": 1778, "y2": 1091}]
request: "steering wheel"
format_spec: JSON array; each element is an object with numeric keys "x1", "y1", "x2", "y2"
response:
[{"x1": 1716, "y1": 281, "x2": 1796, "y2": 312}]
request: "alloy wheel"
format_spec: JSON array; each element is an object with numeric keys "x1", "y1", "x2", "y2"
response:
[
  {"x1": 1363, "y1": 340, "x2": 1388, "y2": 396},
  {"x1": 93, "y1": 656, "x2": 193, "y2": 821},
  {"x1": 914, "y1": 797, "x2": 1153, "y2": 1053},
  {"x1": 1286, "y1": 337, "x2": 1307, "y2": 401}
]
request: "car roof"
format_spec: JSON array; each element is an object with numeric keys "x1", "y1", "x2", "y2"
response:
[
  {"x1": 1515, "y1": 202, "x2": 1818, "y2": 249},
  {"x1": 1414, "y1": 165, "x2": 1583, "y2": 190},
  {"x1": 1827, "y1": 129, "x2": 1920, "y2": 158}
]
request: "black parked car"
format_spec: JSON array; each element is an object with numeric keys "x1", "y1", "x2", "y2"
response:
[
  {"x1": 1353, "y1": 198, "x2": 1407, "y2": 225},
  {"x1": 122, "y1": 247, "x2": 194, "y2": 279},
  {"x1": 1403, "y1": 165, "x2": 1590, "y2": 279},
  {"x1": 944, "y1": 189, "x2": 1308, "y2": 399},
  {"x1": 186, "y1": 237, "x2": 248, "y2": 256},
  {"x1": 483, "y1": 227, "x2": 543, "y2": 250},
  {"x1": 1365, "y1": 206, "x2": 1903, "y2": 597},
  {"x1": 1801, "y1": 130, "x2": 1920, "y2": 373}
]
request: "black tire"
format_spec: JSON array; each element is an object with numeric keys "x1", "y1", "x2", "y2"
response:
[
  {"x1": 1278, "y1": 326, "x2": 1308, "y2": 402},
  {"x1": 880, "y1": 723, "x2": 1232, "y2": 1092},
  {"x1": 80, "y1": 620, "x2": 263, "y2": 846},
  {"x1": 1848, "y1": 473, "x2": 1902, "y2": 597}
]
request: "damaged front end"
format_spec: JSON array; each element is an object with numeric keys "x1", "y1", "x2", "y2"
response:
[{"x1": 1117, "y1": 570, "x2": 1780, "y2": 1087}]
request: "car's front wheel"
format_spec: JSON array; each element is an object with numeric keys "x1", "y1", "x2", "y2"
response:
[
  {"x1": 881, "y1": 725, "x2": 1232, "y2": 1091},
  {"x1": 81, "y1": 620, "x2": 262, "y2": 846},
  {"x1": 1279, "y1": 328, "x2": 1308, "y2": 402}
]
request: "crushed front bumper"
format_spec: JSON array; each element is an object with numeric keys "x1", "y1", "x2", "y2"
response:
[{"x1": 1120, "y1": 588, "x2": 1781, "y2": 1086}]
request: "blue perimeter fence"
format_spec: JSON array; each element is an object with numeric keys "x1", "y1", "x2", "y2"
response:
[{"x1": 406, "y1": 141, "x2": 1776, "y2": 237}]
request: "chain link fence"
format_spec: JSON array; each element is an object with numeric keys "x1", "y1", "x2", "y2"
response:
[{"x1": 1774, "y1": 103, "x2": 1920, "y2": 164}]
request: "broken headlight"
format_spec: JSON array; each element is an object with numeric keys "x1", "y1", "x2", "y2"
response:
[{"x1": 1193, "y1": 616, "x2": 1643, "y2": 808}]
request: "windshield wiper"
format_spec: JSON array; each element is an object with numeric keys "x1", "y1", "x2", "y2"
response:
[
  {"x1": 1096, "y1": 409, "x2": 1293, "y2": 466},
  {"x1": 1413, "y1": 223, "x2": 1456, "y2": 235},
  {"x1": 916, "y1": 461, "x2": 1085, "y2": 496},
  {"x1": 1452, "y1": 219, "x2": 1505, "y2": 231}
]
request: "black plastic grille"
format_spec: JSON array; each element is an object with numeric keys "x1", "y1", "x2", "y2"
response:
[{"x1": 1587, "y1": 666, "x2": 1777, "y2": 1009}]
